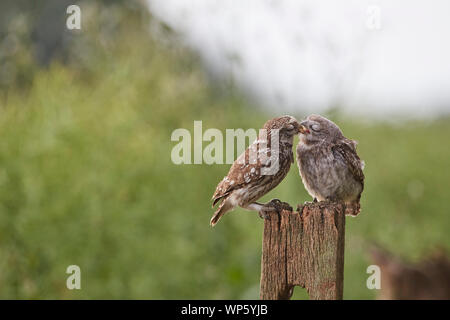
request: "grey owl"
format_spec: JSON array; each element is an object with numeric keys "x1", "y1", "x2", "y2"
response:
[
  {"x1": 210, "y1": 116, "x2": 300, "y2": 226},
  {"x1": 296, "y1": 114, "x2": 365, "y2": 216}
]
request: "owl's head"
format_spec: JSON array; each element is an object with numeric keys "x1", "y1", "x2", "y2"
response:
[
  {"x1": 263, "y1": 115, "x2": 301, "y2": 140},
  {"x1": 298, "y1": 114, "x2": 343, "y2": 144}
]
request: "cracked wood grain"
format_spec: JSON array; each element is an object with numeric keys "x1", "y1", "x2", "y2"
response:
[{"x1": 260, "y1": 202, "x2": 346, "y2": 300}]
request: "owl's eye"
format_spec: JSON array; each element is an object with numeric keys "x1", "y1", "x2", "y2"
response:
[
  {"x1": 285, "y1": 124, "x2": 295, "y2": 131},
  {"x1": 311, "y1": 124, "x2": 320, "y2": 131}
]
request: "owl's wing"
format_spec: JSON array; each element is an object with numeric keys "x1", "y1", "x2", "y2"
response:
[
  {"x1": 211, "y1": 142, "x2": 269, "y2": 207},
  {"x1": 332, "y1": 140, "x2": 365, "y2": 189}
]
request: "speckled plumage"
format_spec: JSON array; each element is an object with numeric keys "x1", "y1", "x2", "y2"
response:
[
  {"x1": 210, "y1": 116, "x2": 300, "y2": 226},
  {"x1": 296, "y1": 114, "x2": 365, "y2": 216}
]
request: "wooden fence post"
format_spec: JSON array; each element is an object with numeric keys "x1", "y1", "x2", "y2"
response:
[{"x1": 260, "y1": 202, "x2": 346, "y2": 300}]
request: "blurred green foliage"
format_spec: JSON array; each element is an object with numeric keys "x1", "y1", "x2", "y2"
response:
[{"x1": 0, "y1": 2, "x2": 449, "y2": 299}]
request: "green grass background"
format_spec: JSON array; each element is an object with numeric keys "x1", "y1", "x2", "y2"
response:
[{"x1": 0, "y1": 8, "x2": 449, "y2": 299}]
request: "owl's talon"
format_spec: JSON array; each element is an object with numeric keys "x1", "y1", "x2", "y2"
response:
[
  {"x1": 258, "y1": 210, "x2": 271, "y2": 220},
  {"x1": 268, "y1": 199, "x2": 292, "y2": 213},
  {"x1": 280, "y1": 201, "x2": 293, "y2": 212},
  {"x1": 269, "y1": 199, "x2": 282, "y2": 206}
]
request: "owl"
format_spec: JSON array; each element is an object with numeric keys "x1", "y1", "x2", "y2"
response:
[
  {"x1": 296, "y1": 114, "x2": 365, "y2": 216},
  {"x1": 210, "y1": 116, "x2": 300, "y2": 226}
]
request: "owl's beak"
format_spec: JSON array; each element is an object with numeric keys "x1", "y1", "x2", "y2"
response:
[{"x1": 299, "y1": 124, "x2": 310, "y2": 134}]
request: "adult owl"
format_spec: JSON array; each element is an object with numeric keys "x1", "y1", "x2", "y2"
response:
[
  {"x1": 210, "y1": 116, "x2": 300, "y2": 226},
  {"x1": 296, "y1": 114, "x2": 365, "y2": 216}
]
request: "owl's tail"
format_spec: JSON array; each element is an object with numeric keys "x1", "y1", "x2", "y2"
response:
[{"x1": 210, "y1": 197, "x2": 234, "y2": 227}]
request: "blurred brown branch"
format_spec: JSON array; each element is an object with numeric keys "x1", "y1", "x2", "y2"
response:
[{"x1": 370, "y1": 245, "x2": 450, "y2": 300}]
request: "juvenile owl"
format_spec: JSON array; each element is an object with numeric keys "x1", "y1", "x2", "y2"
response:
[
  {"x1": 296, "y1": 114, "x2": 365, "y2": 216},
  {"x1": 210, "y1": 116, "x2": 300, "y2": 226}
]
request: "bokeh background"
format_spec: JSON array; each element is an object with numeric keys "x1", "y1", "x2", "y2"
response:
[{"x1": 0, "y1": 0, "x2": 449, "y2": 299}]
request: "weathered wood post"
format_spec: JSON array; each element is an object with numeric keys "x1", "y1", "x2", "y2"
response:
[{"x1": 260, "y1": 202, "x2": 346, "y2": 300}]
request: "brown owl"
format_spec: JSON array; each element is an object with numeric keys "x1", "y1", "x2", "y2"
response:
[
  {"x1": 210, "y1": 116, "x2": 300, "y2": 226},
  {"x1": 296, "y1": 114, "x2": 365, "y2": 216}
]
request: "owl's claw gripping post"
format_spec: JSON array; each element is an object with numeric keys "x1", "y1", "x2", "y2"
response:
[
  {"x1": 251, "y1": 200, "x2": 293, "y2": 221},
  {"x1": 257, "y1": 200, "x2": 282, "y2": 220},
  {"x1": 258, "y1": 209, "x2": 272, "y2": 220},
  {"x1": 269, "y1": 198, "x2": 293, "y2": 212},
  {"x1": 257, "y1": 199, "x2": 293, "y2": 219}
]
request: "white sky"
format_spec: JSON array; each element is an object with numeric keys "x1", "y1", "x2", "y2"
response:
[{"x1": 147, "y1": 0, "x2": 450, "y2": 118}]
